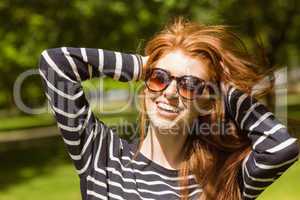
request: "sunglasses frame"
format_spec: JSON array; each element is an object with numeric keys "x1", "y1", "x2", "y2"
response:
[{"x1": 145, "y1": 68, "x2": 207, "y2": 100}]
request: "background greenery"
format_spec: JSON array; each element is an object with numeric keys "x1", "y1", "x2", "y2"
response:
[
  {"x1": 1, "y1": 0, "x2": 300, "y2": 111},
  {"x1": 0, "y1": 0, "x2": 299, "y2": 199}
]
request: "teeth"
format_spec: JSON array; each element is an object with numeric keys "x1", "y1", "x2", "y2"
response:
[{"x1": 157, "y1": 102, "x2": 179, "y2": 113}]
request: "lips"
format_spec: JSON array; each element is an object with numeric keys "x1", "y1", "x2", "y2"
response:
[
  {"x1": 157, "y1": 102, "x2": 179, "y2": 113},
  {"x1": 155, "y1": 101, "x2": 181, "y2": 118}
]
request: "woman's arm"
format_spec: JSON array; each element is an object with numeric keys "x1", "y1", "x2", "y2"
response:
[
  {"x1": 223, "y1": 83, "x2": 299, "y2": 199},
  {"x1": 38, "y1": 47, "x2": 144, "y2": 177}
]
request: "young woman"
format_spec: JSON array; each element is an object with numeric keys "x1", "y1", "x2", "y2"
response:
[{"x1": 39, "y1": 18, "x2": 299, "y2": 200}]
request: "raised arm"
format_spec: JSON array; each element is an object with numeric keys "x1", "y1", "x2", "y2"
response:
[
  {"x1": 223, "y1": 83, "x2": 299, "y2": 199},
  {"x1": 38, "y1": 47, "x2": 143, "y2": 177}
]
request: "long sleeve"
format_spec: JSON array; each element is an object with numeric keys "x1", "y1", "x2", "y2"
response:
[
  {"x1": 224, "y1": 83, "x2": 299, "y2": 199},
  {"x1": 38, "y1": 47, "x2": 143, "y2": 178}
]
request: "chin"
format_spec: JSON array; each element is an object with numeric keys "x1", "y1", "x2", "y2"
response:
[{"x1": 148, "y1": 111, "x2": 178, "y2": 130}]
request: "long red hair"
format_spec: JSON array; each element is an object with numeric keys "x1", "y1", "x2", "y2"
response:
[{"x1": 132, "y1": 17, "x2": 274, "y2": 200}]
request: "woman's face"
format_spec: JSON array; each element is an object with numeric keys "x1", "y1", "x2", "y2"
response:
[{"x1": 144, "y1": 50, "x2": 214, "y2": 131}]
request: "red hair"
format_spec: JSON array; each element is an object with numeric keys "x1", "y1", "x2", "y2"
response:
[{"x1": 133, "y1": 17, "x2": 274, "y2": 200}]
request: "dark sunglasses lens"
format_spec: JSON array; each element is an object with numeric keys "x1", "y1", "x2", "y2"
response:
[
  {"x1": 178, "y1": 77, "x2": 205, "y2": 99},
  {"x1": 146, "y1": 69, "x2": 169, "y2": 92}
]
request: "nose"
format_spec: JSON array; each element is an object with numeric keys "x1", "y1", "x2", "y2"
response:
[{"x1": 163, "y1": 79, "x2": 178, "y2": 99}]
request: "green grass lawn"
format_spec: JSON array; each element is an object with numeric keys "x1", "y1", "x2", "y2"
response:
[
  {"x1": 257, "y1": 161, "x2": 300, "y2": 200},
  {"x1": 0, "y1": 113, "x2": 55, "y2": 132},
  {"x1": 0, "y1": 163, "x2": 81, "y2": 200},
  {"x1": 0, "y1": 140, "x2": 81, "y2": 200}
]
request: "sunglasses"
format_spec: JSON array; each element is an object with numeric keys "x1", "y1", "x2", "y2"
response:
[{"x1": 145, "y1": 68, "x2": 207, "y2": 100}]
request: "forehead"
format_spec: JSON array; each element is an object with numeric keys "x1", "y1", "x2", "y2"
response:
[{"x1": 154, "y1": 50, "x2": 211, "y2": 81}]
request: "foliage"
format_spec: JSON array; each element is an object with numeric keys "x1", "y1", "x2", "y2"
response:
[{"x1": 0, "y1": 0, "x2": 299, "y2": 110}]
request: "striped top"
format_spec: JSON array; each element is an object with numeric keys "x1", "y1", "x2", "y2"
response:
[{"x1": 38, "y1": 47, "x2": 299, "y2": 200}]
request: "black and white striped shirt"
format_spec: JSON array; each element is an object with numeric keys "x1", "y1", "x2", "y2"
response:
[{"x1": 38, "y1": 47, "x2": 299, "y2": 200}]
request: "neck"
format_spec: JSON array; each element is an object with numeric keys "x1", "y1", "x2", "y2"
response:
[{"x1": 140, "y1": 124, "x2": 188, "y2": 170}]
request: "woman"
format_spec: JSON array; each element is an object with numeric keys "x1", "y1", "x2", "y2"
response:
[{"x1": 39, "y1": 18, "x2": 299, "y2": 200}]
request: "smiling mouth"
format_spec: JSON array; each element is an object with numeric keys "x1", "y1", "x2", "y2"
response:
[{"x1": 156, "y1": 102, "x2": 180, "y2": 113}]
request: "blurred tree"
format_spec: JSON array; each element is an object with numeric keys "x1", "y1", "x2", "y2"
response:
[
  {"x1": 0, "y1": 0, "x2": 299, "y2": 111},
  {"x1": 218, "y1": 0, "x2": 300, "y2": 110}
]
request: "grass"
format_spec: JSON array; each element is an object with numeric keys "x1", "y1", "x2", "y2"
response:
[
  {"x1": 0, "y1": 113, "x2": 54, "y2": 132},
  {"x1": 287, "y1": 93, "x2": 300, "y2": 106},
  {"x1": 0, "y1": 139, "x2": 81, "y2": 200},
  {"x1": 288, "y1": 104, "x2": 300, "y2": 120},
  {"x1": 0, "y1": 164, "x2": 80, "y2": 200},
  {"x1": 257, "y1": 161, "x2": 300, "y2": 200}
]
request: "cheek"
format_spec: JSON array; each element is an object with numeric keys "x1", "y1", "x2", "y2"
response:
[
  {"x1": 144, "y1": 89, "x2": 161, "y2": 102},
  {"x1": 144, "y1": 89, "x2": 161, "y2": 110}
]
